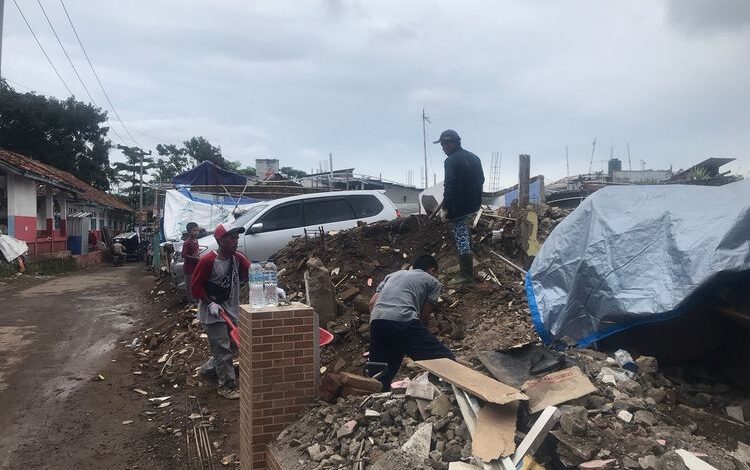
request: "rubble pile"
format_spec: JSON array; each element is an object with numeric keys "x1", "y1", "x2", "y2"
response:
[
  {"x1": 135, "y1": 207, "x2": 746, "y2": 469},
  {"x1": 272, "y1": 213, "x2": 551, "y2": 372},
  {"x1": 270, "y1": 346, "x2": 750, "y2": 470},
  {"x1": 122, "y1": 301, "x2": 241, "y2": 468},
  {"x1": 270, "y1": 378, "x2": 471, "y2": 470}
]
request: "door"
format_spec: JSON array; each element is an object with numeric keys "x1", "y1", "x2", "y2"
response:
[
  {"x1": 243, "y1": 201, "x2": 303, "y2": 260},
  {"x1": 302, "y1": 197, "x2": 357, "y2": 233}
]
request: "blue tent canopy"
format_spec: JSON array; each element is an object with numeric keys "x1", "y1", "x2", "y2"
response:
[{"x1": 173, "y1": 161, "x2": 247, "y2": 186}]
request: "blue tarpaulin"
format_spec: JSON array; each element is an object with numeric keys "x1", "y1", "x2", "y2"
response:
[
  {"x1": 526, "y1": 179, "x2": 750, "y2": 347},
  {"x1": 173, "y1": 161, "x2": 247, "y2": 186}
]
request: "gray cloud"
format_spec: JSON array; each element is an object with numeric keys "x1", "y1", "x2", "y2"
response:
[
  {"x1": 3, "y1": 0, "x2": 749, "y2": 187},
  {"x1": 667, "y1": 0, "x2": 750, "y2": 34}
]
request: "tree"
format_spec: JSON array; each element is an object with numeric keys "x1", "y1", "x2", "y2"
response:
[
  {"x1": 154, "y1": 143, "x2": 191, "y2": 182},
  {"x1": 279, "y1": 166, "x2": 308, "y2": 179},
  {"x1": 184, "y1": 136, "x2": 224, "y2": 167},
  {"x1": 0, "y1": 80, "x2": 113, "y2": 189},
  {"x1": 225, "y1": 160, "x2": 256, "y2": 176},
  {"x1": 112, "y1": 145, "x2": 156, "y2": 209}
]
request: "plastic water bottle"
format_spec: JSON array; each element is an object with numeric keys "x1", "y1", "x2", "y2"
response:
[
  {"x1": 249, "y1": 261, "x2": 265, "y2": 308},
  {"x1": 263, "y1": 259, "x2": 278, "y2": 306}
]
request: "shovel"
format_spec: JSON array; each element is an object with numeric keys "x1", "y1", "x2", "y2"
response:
[{"x1": 218, "y1": 309, "x2": 241, "y2": 348}]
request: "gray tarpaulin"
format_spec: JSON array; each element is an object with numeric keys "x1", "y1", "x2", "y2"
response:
[{"x1": 526, "y1": 179, "x2": 750, "y2": 346}]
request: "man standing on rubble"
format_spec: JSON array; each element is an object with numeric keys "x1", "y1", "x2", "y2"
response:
[
  {"x1": 435, "y1": 129, "x2": 485, "y2": 285},
  {"x1": 367, "y1": 254, "x2": 455, "y2": 390},
  {"x1": 191, "y1": 222, "x2": 250, "y2": 399}
]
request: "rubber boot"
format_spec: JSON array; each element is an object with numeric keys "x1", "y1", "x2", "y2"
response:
[{"x1": 449, "y1": 254, "x2": 474, "y2": 285}]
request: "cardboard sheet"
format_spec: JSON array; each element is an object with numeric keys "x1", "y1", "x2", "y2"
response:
[
  {"x1": 472, "y1": 402, "x2": 519, "y2": 460},
  {"x1": 416, "y1": 358, "x2": 528, "y2": 405},
  {"x1": 521, "y1": 366, "x2": 596, "y2": 413}
]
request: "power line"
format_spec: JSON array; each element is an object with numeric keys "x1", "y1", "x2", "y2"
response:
[
  {"x1": 12, "y1": 0, "x2": 73, "y2": 97},
  {"x1": 128, "y1": 126, "x2": 179, "y2": 146},
  {"x1": 34, "y1": 0, "x2": 126, "y2": 146},
  {"x1": 36, "y1": 0, "x2": 94, "y2": 103},
  {"x1": 58, "y1": 0, "x2": 141, "y2": 148}
]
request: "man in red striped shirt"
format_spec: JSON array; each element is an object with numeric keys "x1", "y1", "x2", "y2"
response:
[{"x1": 191, "y1": 222, "x2": 250, "y2": 399}]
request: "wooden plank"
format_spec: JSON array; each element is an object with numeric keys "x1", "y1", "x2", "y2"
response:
[
  {"x1": 417, "y1": 358, "x2": 528, "y2": 405},
  {"x1": 473, "y1": 402, "x2": 519, "y2": 460},
  {"x1": 340, "y1": 372, "x2": 383, "y2": 392}
]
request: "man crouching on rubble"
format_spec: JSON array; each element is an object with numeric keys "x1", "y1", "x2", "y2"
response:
[
  {"x1": 191, "y1": 222, "x2": 250, "y2": 399},
  {"x1": 367, "y1": 254, "x2": 455, "y2": 390}
]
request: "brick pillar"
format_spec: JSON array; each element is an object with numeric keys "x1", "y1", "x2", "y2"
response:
[{"x1": 239, "y1": 302, "x2": 320, "y2": 470}]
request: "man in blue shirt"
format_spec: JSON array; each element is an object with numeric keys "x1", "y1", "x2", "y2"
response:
[{"x1": 367, "y1": 254, "x2": 455, "y2": 390}]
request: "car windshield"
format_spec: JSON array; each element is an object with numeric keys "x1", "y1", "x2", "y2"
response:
[{"x1": 233, "y1": 204, "x2": 269, "y2": 228}]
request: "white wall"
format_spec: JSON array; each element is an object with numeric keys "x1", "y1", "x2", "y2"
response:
[{"x1": 7, "y1": 174, "x2": 36, "y2": 216}]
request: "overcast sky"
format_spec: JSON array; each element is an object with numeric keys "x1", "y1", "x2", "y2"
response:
[{"x1": 2, "y1": 0, "x2": 749, "y2": 189}]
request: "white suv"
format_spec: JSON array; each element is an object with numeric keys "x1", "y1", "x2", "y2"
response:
[{"x1": 170, "y1": 190, "x2": 399, "y2": 286}]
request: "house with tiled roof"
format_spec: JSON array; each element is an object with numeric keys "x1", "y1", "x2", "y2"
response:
[{"x1": 0, "y1": 149, "x2": 133, "y2": 258}]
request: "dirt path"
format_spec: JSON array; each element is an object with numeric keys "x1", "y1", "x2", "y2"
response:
[{"x1": 0, "y1": 265, "x2": 174, "y2": 470}]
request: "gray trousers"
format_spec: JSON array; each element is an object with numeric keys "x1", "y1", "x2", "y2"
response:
[
  {"x1": 185, "y1": 273, "x2": 194, "y2": 302},
  {"x1": 200, "y1": 322, "x2": 238, "y2": 388}
]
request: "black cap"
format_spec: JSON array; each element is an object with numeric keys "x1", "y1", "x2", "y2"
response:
[{"x1": 433, "y1": 129, "x2": 461, "y2": 144}]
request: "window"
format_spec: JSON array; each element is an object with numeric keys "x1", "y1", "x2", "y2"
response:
[
  {"x1": 91, "y1": 218, "x2": 97, "y2": 230},
  {"x1": 348, "y1": 195, "x2": 384, "y2": 218},
  {"x1": 233, "y1": 204, "x2": 269, "y2": 228},
  {"x1": 258, "y1": 202, "x2": 302, "y2": 232},
  {"x1": 303, "y1": 198, "x2": 354, "y2": 225}
]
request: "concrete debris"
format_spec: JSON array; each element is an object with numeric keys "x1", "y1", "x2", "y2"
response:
[
  {"x1": 579, "y1": 459, "x2": 617, "y2": 470},
  {"x1": 617, "y1": 410, "x2": 634, "y2": 423},
  {"x1": 559, "y1": 405, "x2": 588, "y2": 436},
  {"x1": 406, "y1": 380, "x2": 437, "y2": 401},
  {"x1": 220, "y1": 454, "x2": 236, "y2": 466},
  {"x1": 633, "y1": 410, "x2": 656, "y2": 426},
  {"x1": 336, "y1": 419, "x2": 357, "y2": 438},
  {"x1": 427, "y1": 393, "x2": 453, "y2": 418},
  {"x1": 401, "y1": 422, "x2": 433, "y2": 460},
  {"x1": 727, "y1": 405, "x2": 744, "y2": 422}
]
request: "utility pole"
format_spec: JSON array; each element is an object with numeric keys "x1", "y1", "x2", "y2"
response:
[
  {"x1": 328, "y1": 153, "x2": 333, "y2": 191},
  {"x1": 138, "y1": 149, "x2": 151, "y2": 236},
  {"x1": 588, "y1": 137, "x2": 597, "y2": 175},
  {"x1": 518, "y1": 154, "x2": 531, "y2": 207},
  {"x1": 0, "y1": 0, "x2": 5, "y2": 78},
  {"x1": 118, "y1": 145, "x2": 151, "y2": 236},
  {"x1": 422, "y1": 109, "x2": 430, "y2": 189},
  {"x1": 627, "y1": 142, "x2": 632, "y2": 171}
]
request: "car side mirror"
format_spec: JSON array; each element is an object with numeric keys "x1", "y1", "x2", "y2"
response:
[{"x1": 249, "y1": 223, "x2": 263, "y2": 234}]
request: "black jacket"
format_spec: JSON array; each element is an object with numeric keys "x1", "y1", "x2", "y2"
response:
[{"x1": 443, "y1": 148, "x2": 485, "y2": 220}]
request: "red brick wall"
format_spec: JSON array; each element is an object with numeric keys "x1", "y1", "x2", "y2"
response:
[
  {"x1": 239, "y1": 303, "x2": 319, "y2": 470},
  {"x1": 265, "y1": 446, "x2": 284, "y2": 470}
]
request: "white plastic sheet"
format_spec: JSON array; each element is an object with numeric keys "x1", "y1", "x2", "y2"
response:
[
  {"x1": 526, "y1": 179, "x2": 750, "y2": 346},
  {"x1": 163, "y1": 189, "x2": 258, "y2": 241},
  {"x1": 0, "y1": 234, "x2": 28, "y2": 262}
]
